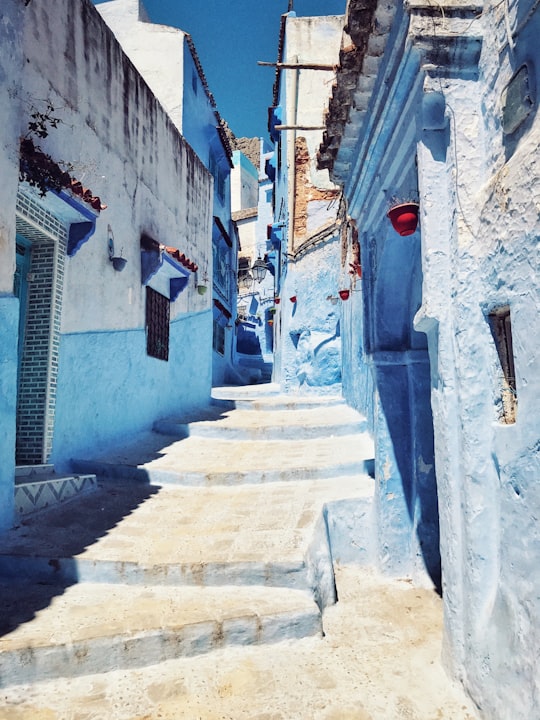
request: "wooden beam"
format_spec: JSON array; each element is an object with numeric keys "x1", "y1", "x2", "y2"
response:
[
  {"x1": 258, "y1": 61, "x2": 336, "y2": 71},
  {"x1": 274, "y1": 125, "x2": 326, "y2": 131}
]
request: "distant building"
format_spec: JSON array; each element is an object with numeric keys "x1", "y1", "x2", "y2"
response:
[
  {"x1": 98, "y1": 0, "x2": 237, "y2": 386},
  {"x1": 269, "y1": 11, "x2": 344, "y2": 393},
  {"x1": 318, "y1": 0, "x2": 540, "y2": 717},
  {"x1": 229, "y1": 135, "x2": 275, "y2": 383},
  {"x1": 0, "y1": 0, "x2": 213, "y2": 528}
]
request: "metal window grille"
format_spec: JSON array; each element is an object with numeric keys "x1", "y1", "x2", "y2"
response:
[{"x1": 146, "y1": 286, "x2": 170, "y2": 361}]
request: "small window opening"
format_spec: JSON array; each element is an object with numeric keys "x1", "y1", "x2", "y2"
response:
[
  {"x1": 213, "y1": 320, "x2": 225, "y2": 356},
  {"x1": 146, "y1": 286, "x2": 170, "y2": 361},
  {"x1": 488, "y1": 306, "x2": 517, "y2": 424}
]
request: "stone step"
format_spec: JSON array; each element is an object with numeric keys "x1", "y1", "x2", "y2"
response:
[
  {"x1": 212, "y1": 385, "x2": 346, "y2": 412},
  {"x1": 72, "y1": 433, "x2": 374, "y2": 486},
  {"x1": 153, "y1": 404, "x2": 368, "y2": 440},
  {"x1": 0, "y1": 581, "x2": 321, "y2": 688},
  {"x1": 0, "y1": 479, "x2": 372, "y2": 604}
]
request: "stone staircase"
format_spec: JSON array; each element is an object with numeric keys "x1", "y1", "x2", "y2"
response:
[{"x1": 0, "y1": 385, "x2": 375, "y2": 689}]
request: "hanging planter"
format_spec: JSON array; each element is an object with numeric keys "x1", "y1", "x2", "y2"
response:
[
  {"x1": 387, "y1": 202, "x2": 419, "y2": 236},
  {"x1": 197, "y1": 284, "x2": 208, "y2": 296},
  {"x1": 338, "y1": 289, "x2": 350, "y2": 301},
  {"x1": 289, "y1": 295, "x2": 297, "y2": 303}
]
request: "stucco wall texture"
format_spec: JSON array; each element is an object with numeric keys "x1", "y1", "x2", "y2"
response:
[
  {"x1": 0, "y1": 1, "x2": 26, "y2": 530},
  {"x1": 273, "y1": 14, "x2": 344, "y2": 392},
  {"x1": 5, "y1": 0, "x2": 213, "y2": 471},
  {"x1": 326, "y1": 0, "x2": 540, "y2": 717}
]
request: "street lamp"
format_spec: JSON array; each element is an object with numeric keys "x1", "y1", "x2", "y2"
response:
[
  {"x1": 238, "y1": 271, "x2": 253, "y2": 290},
  {"x1": 251, "y1": 256, "x2": 267, "y2": 284}
]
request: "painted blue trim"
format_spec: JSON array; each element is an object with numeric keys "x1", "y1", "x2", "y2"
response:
[
  {"x1": 170, "y1": 276, "x2": 189, "y2": 301},
  {"x1": 141, "y1": 249, "x2": 191, "y2": 300},
  {"x1": 67, "y1": 221, "x2": 96, "y2": 256},
  {"x1": 57, "y1": 190, "x2": 98, "y2": 222},
  {"x1": 54, "y1": 190, "x2": 98, "y2": 256}
]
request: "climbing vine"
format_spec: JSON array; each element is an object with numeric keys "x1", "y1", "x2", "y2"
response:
[{"x1": 19, "y1": 102, "x2": 73, "y2": 197}]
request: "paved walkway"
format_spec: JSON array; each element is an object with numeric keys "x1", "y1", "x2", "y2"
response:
[{"x1": 0, "y1": 385, "x2": 480, "y2": 719}]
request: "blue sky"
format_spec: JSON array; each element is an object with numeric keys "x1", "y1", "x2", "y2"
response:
[{"x1": 93, "y1": 0, "x2": 346, "y2": 138}]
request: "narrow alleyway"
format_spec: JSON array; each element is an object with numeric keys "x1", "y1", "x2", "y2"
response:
[{"x1": 0, "y1": 385, "x2": 479, "y2": 719}]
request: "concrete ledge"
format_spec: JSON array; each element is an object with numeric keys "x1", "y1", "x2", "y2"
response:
[{"x1": 14, "y1": 474, "x2": 98, "y2": 516}]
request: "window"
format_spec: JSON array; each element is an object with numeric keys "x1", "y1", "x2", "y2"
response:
[
  {"x1": 213, "y1": 319, "x2": 225, "y2": 356},
  {"x1": 146, "y1": 286, "x2": 170, "y2": 361},
  {"x1": 502, "y1": 64, "x2": 534, "y2": 135},
  {"x1": 209, "y1": 153, "x2": 226, "y2": 203},
  {"x1": 488, "y1": 306, "x2": 517, "y2": 424}
]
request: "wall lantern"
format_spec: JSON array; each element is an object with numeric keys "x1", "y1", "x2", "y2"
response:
[
  {"x1": 239, "y1": 271, "x2": 253, "y2": 290},
  {"x1": 289, "y1": 295, "x2": 297, "y2": 303},
  {"x1": 339, "y1": 289, "x2": 350, "y2": 300},
  {"x1": 387, "y1": 202, "x2": 419, "y2": 236},
  {"x1": 251, "y1": 256, "x2": 268, "y2": 284},
  {"x1": 107, "y1": 225, "x2": 127, "y2": 271}
]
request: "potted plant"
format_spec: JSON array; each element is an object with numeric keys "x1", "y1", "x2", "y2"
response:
[
  {"x1": 289, "y1": 295, "x2": 297, "y2": 303},
  {"x1": 339, "y1": 289, "x2": 350, "y2": 300},
  {"x1": 268, "y1": 319, "x2": 274, "y2": 326},
  {"x1": 387, "y1": 198, "x2": 419, "y2": 236},
  {"x1": 274, "y1": 297, "x2": 280, "y2": 304}
]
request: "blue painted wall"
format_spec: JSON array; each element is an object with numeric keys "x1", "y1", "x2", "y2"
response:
[
  {"x1": 324, "y1": 0, "x2": 540, "y2": 715},
  {"x1": 0, "y1": 298, "x2": 18, "y2": 530},
  {"x1": 51, "y1": 311, "x2": 212, "y2": 469},
  {"x1": 182, "y1": 41, "x2": 235, "y2": 387}
]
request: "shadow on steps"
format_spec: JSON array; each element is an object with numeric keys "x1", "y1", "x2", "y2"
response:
[{"x1": 0, "y1": 481, "x2": 160, "y2": 638}]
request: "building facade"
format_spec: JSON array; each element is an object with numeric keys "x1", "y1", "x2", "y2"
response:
[
  {"x1": 318, "y1": 0, "x2": 540, "y2": 717},
  {"x1": 0, "y1": 0, "x2": 213, "y2": 528},
  {"x1": 231, "y1": 138, "x2": 275, "y2": 383},
  {"x1": 269, "y1": 12, "x2": 345, "y2": 393},
  {"x1": 98, "y1": 0, "x2": 237, "y2": 386}
]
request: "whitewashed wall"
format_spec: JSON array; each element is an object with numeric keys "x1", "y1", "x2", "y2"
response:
[
  {"x1": 17, "y1": 0, "x2": 213, "y2": 465},
  {"x1": 0, "y1": 0, "x2": 23, "y2": 529}
]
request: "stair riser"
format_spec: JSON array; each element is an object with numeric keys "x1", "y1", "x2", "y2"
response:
[
  {"x1": 0, "y1": 556, "x2": 310, "y2": 590},
  {"x1": 234, "y1": 400, "x2": 344, "y2": 411},
  {"x1": 0, "y1": 610, "x2": 321, "y2": 688},
  {"x1": 71, "y1": 461, "x2": 371, "y2": 486},
  {"x1": 157, "y1": 421, "x2": 369, "y2": 441}
]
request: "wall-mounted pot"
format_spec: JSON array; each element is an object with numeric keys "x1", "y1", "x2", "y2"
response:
[{"x1": 387, "y1": 202, "x2": 419, "y2": 236}]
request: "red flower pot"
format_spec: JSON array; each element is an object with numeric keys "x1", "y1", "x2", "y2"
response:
[
  {"x1": 387, "y1": 203, "x2": 419, "y2": 236},
  {"x1": 275, "y1": 298, "x2": 280, "y2": 304},
  {"x1": 268, "y1": 319, "x2": 274, "y2": 326},
  {"x1": 289, "y1": 295, "x2": 297, "y2": 303},
  {"x1": 339, "y1": 289, "x2": 350, "y2": 300}
]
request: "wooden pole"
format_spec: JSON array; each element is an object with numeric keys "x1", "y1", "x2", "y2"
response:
[{"x1": 258, "y1": 61, "x2": 336, "y2": 71}]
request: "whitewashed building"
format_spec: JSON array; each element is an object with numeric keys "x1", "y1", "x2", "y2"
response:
[{"x1": 0, "y1": 0, "x2": 213, "y2": 527}]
